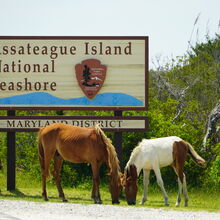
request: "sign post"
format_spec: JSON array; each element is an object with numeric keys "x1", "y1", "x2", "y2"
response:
[
  {"x1": 113, "y1": 111, "x2": 123, "y2": 170},
  {"x1": 7, "y1": 110, "x2": 16, "y2": 191}
]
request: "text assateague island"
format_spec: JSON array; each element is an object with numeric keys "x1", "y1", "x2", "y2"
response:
[{"x1": 0, "y1": 37, "x2": 148, "y2": 109}]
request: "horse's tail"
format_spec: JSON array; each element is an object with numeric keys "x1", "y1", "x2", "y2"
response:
[
  {"x1": 95, "y1": 125, "x2": 120, "y2": 183},
  {"x1": 187, "y1": 142, "x2": 206, "y2": 167},
  {"x1": 38, "y1": 127, "x2": 48, "y2": 177}
]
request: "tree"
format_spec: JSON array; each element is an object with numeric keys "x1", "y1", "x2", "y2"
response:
[{"x1": 203, "y1": 100, "x2": 220, "y2": 150}]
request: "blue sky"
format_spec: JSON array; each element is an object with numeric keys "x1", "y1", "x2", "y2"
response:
[{"x1": 0, "y1": 0, "x2": 219, "y2": 68}]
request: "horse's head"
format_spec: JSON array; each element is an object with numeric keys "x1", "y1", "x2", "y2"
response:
[
  {"x1": 107, "y1": 171, "x2": 123, "y2": 204},
  {"x1": 121, "y1": 164, "x2": 138, "y2": 205}
]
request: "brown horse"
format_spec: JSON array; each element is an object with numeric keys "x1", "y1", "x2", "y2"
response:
[
  {"x1": 121, "y1": 136, "x2": 206, "y2": 206},
  {"x1": 38, "y1": 123, "x2": 121, "y2": 204}
]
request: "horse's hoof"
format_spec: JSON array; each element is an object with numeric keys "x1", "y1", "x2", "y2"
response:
[
  {"x1": 165, "y1": 203, "x2": 170, "y2": 206},
  {"x1": 63, "y1": 199, "x2": 68, "y2": 202},
  {"x1": 127, "y1": 200, "x2": 136, "y2": 205},
  {"x1": 112, "y1": 200, "x2": 120, "y2": 204},
  {"x1": 42, "y1": 192, "x2": 48, "y2": 201},
  {"x1": 94, "y1": 199, "x2": 102, "y2": 204},
  {"x1": 139, "y1": 199, "x2": 147, "y2": 205}
]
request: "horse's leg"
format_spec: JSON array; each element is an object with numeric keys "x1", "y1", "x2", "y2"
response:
[
  {"x1": 39, "y1": 158, "x2": 48, "y2": 201},
  {"x1": 153, "y1": 166, "x2": 169, "y2": 206},
  {"x1": 39, "y1": 153, "x2": 52, "y2": 201},
  {"x1": 173, "y1": 140, "x2": 189, "y2": 207},
  {"x1": 182, "y1": 173, "x2": 189, "y2": 207},
  {"x1": 140, "y1": 169, "x2": 150, "y2": 205},
  {"x1": 52, "y1": 151, "x2": 67, "y2": 202},
  {"x1": 177, "y1": 176, "x2": 183, "y2": 207},
  {"x1": 91, "y1": 161, "x2": 102, "y2": 204},
  {"x1": 173, "y1": 163, "x2": 188, "y2": 206},
  {"x1": 173, "y1": 167, "x2": 182, "y2": 207}
]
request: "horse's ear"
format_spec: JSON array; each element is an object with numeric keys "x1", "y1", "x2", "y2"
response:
[
  {"x1": 129, "y1": 165, "x2": 137, "y2": 180},
  {"x1": 119, "y1": 173, "x2": 126, "y2": 187}
]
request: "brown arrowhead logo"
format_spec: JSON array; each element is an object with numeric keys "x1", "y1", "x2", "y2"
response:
[{"x1": 75, "y1": 59, "x2": 107, "y2": 99}]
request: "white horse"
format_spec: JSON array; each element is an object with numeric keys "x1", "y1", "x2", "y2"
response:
[{"x1": 122, "y1": 136, "x2": 206, "y2": 206}]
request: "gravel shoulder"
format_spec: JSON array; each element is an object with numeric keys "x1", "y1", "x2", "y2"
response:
[{"x1": 0, "y1": 199, "x2": 220, "y2": 220}]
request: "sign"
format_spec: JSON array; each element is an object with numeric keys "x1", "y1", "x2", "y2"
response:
[
  {"x1": 0, "y1": 116, "x2": 148, "y2": 132},
  {"x1": 75, "y1": 59, "x2": 107, "y2": 99},
  {"x1": 0, "y1": 36, "x2": 148, "y2": 110}
]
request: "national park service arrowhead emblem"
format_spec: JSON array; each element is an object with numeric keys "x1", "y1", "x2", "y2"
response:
[{"x1": 75, "y1": 59, "x2": 107, "y2": 99}]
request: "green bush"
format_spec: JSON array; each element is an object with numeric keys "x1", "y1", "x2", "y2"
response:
[{"x1": 210, "y1": 155, "x2": 220, "y2": 184}]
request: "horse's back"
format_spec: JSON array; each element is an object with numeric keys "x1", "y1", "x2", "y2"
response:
[
  {"x1": 140, "y1": 136, "x2": 182, "y2": 168},
  {"x1": 39, "y1": 123, "x2": 104, "y2": 163},
  {"x1": 39, "y1": 123, "x2": 95, "y2": 140},
  {"x1": 57, "y1": 123, "x2": 96, "y2": 141}
]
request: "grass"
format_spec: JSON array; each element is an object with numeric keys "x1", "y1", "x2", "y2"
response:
[{"x1": 0, "y1": 170, "x2": 220, "y2": 212}]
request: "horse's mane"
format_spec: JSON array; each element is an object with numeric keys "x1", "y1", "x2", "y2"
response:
[
  {"x1": 125, "y1": 144, "x2": 142, "y2": 172},
  {"x1": 95, "y1": 125, "x2": 120, "y2": 185}
]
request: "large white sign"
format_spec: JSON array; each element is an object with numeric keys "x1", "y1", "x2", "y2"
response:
[{"x1": 0, "y1": 36, "x2": 148, "y2": 110}]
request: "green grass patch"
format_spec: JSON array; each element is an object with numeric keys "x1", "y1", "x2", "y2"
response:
[
  {"x1": 136, "y1": 186, "x2": 220, "y2": 212},
  {"x1": 0, "y1": 170, "x2": 219, "y2": 212}
]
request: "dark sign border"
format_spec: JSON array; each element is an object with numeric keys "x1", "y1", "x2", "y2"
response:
[
  {"x1": 0, "y1": 36, "x2": 148, "y2": 111},
  {"x1": 0, "y1": 115, "x2": 148, "y2": 132}
]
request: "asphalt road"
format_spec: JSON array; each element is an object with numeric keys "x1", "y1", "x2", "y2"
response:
[{"x1": 0, "y1": 199, "x2": 220, "y2": 220}]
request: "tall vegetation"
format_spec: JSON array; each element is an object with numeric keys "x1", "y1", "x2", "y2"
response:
[{"x1": 0, "y1": 35, "x2": 219, "y2": 190}]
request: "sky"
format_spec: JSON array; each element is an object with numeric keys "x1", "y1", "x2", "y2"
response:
[{"x1": 0, "y1": 0, "x2": 219, "y2": 68}]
